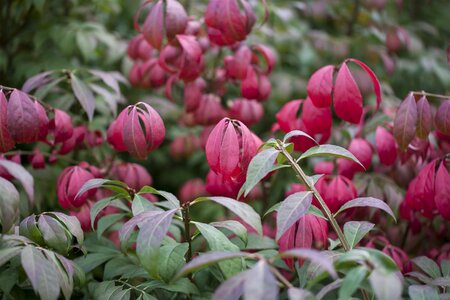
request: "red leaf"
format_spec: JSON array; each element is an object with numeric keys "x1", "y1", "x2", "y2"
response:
[
  {"x1": 333, "y1": 62, "x2": 363, "y2": 124},
  {"x1": 52, "y1": 109, "x2": 74, "y2": 143},
  {"x1": 241, "y1": 66, "x2": 259, "y2": 99},
  {"x1": 301, "y1": 97, "x2": 332, "y2": 135},
  {"x1": 393, "y1": 93, "x2": 418, "y2": 150},
  {"x1": 348, "y1": 58, "x2": 382, "y2": 110},
  {"x1": 0, "y1": 91, "x2": 15, "y2": 152},
  {"x1": 184, "y1": 78, "x2": 205, "y2": 112},
  {"x1": 252, "y1": 44, "x2": 276, "y2": 75},
  {"x1": 34, "y1": 102, "x2": 49, "y2": 141},
  {"x1": 123, "y1": 107, "x2": 148, "y2": 159},
  {"x1": 7, "y1": 89, "x2": 39, "y2": 143},
  {"x1": 375, "y1": 126, "x2": 397, "y2": 166},
  {"x1": 435, "y1": 161, "x2": 450, "y2": 220},
  {"x1": 435, "y1": 100, "x2": 450, "y2": 135},
  {"x1": 415, "y1": 96, "x2": 432, "y2": 139},
  {"x1": 164, "y1": 0, "x2": 188, "y2": 41},
  {"x1": 219, "y1": 122, "x2": 240, "y2": 177},
  {"x1": 306, "y1": 65, "x2": 334, "y2": 108}
]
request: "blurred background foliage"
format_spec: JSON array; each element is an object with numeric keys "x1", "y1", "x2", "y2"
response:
[{"x1": 1, "y1": 0, "x2": 449, "y2": 211}]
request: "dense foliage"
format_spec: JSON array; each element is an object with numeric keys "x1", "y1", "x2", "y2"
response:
[{"x1": 0, "y1": 0, "x2": 449, "y2": 299}]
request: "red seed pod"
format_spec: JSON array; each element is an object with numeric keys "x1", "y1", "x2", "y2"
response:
[
  {"x1": 184, "y1": 78, "x2": 206, "y2": 113},
  {"x1": 393, "y1": 93, "x2": 418, "y2": 150},
  {"x1": 205, "y1": 118, "x2": 258, "y2": 178},
  {"x1": 333, "y1": 62, "x2": 363, "y2": 124},
  {"x1": 108, "y1": 102, "x2": 165, "y2": 159},
  {"x1": 205, "y1": 170, "x2": 244, "y2": 199},
  {"x1": 28, "y1": 149, "x2": 45, "y2": 169},
  {"x1": 278, "y1": 214, "x2": 328, "y2": 269},
  {"x1": 59, "y1": 126, "x2": 86, "y2": 155},
  {"x1": 314, "y1": 161, "x2": 334, "y2": 175},
  {"x1": 0, "y1": 90, "x2": 15, "y2": 152},
  {"x1": 224, "y1": 45, "x2": 252, "y2": 80},
  {"x1": 179, "y1": 178, "x2": 207, "y2": 204},
  {"x1": 57, "y1": 165, "x2": 96, "y2": 209},
  {"x1": 415, "y1": 96, "x2": 432, "y2": 139},
  {"x1": 111, "y1": 162, "x2": 152, "y2": 191},
  {"x1": 228, "y1": 99, "x2": 264, "y2": 126},
  {"x1": 140, "y1": 0, "x2": 188, "y2": 50},
  {"x1": 50, "y1": 109, "x2": 74, "y2": 143},
  {"x1": 7, "y1": 89, "x2": 40, "y2": 143},
  {"x1": 241, "y1": 66, "x2": 271, "y2": 101},
  {"x1": 337, "y1": 138, "x2": 372, "y2": 179},
  {"x1": 205, "y1": 0, "x2": 255, "y2": 46},
  {"x1": 140, "y1": 59, "x2": 167, "y2": 88},
  {"x1": 306, "y1": 65, "x2": 334, "y2": 108},
  {"x1": 375, "y1": 126, "x2": 397, "y2": 166},
  {"x1": 122, "y1": 103, "x2": 166, "y2": 159},
  {"x1": 435, "y1": 100, "x2": 450, "y2": 135},
  {"x1": 176, "y1": 35, "x2": 204, "y2": 82},
  {"x1": 192, "y1": 94, "x2": 227, "y2": 126},
  {"x1": 170, "y1": 133, "x2": 201, "y2": 159},
  {"x1": 301, "y1": 97, "x2": 332, "y2": 135},
  {"x1": 434, "y1": 160, "x2": 450, "y2": 220}
]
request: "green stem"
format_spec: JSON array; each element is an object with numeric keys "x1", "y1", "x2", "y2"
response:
[
  {"x1": 182, "y1": 205, "x2": 193, "y2": 263},
  {"x1": 278, "y1": 144, "x2": 351, "y2": 251}
]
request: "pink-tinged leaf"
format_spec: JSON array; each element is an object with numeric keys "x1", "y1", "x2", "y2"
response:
[
  {"x1": 244, "y1": 260, "x2": 279, "y2": 300},
  {"x1": 276, "y1": 191, "x2": 313, "y2": 240},
  {"x1": 0, "y1": 158, "x2": 34, "y2": 204},
  {"x1": 252, "y1": 44, "x2": 276, "y2": 75},
  {"x1": 213, "y1": 270, "x2": 249, "y2": 300},
  {"x1": 221, "y1": 0, "x2": 248, "y2": 42},
  {"x1": 89, "y1": 69, "x2": 120, "y2": 94},
  {"x1": 205, "y1": 118, "x2": 228, "y2": 172},
  {"x1": 70, "y1": 74, "x2": 96, "y2": 121},
  {"x1": 307, "y1": 65, "x2": 334, "y2": 108},
  {"x1": 241, "y1": 66, "x2": 259, "y2": 99},
  {"x1": 22, "y1": 71, "x2": 53, "y2": 93},
  {"x1": 435, "y1": 100, "x2": 450, "y2": 135},
  {"x1": 0, "y1": 177, "x2": 20, "y2": 233},
  {"x1": 176, "y1": 35, "x2": 202, "y2": 61},
  {"x1": 302, "y1": 97, "x2": 332, "y2": 135},
  {"x1": 7, "y1": 89, "x2": 39, "y2": 143},
  {"x1": 164, "y1": 0, "x2": 188, "y2": 40},
  {"x1": 34, "y1": 102, "x2": 49, "y2": 141},
  {"x1": 434, "y1": 161, "x2": 450, "y2": 220},
  {"x1": 333, "y1": 63, "x2": 363, "y2": 124},
  {"x1": 142, "y1": 0, "x2": 164, "y2": 49},
  {"x1": 393, "y1": 93, "x2": 418, "y2": 150},
  {"x1": 348, "y1": 59, "x2": 382, "y2": 110},
  {"x1": 283, "y1": 130, "x2": 318, "y2": 145},
  {"x1": 280, "y1": 248, "x2": 337, "y2": 278},
  {"x1": 375, "y1": 126, "x2": 397, "y2": 166},
  {"x1": 336, "y1": 197, "x2": 396, "y2": 221},
  {"x1": 416, "y1": 96, "x2": 432, "y2": 139},
  {"x1": 0, "y1": 91, "x2": 15, "y2": 152}
]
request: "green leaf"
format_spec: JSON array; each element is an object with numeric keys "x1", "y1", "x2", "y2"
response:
[
  {"x1": 138, "y1": 186, "x2": 180, "y2": 210},
  {"x1": 369, "y1": 269, "x2": 402, "y2": 300},
  {"x1": 243, "y1": 234, "x2": 278, "y2": 250},
  {"x1": 156, "y1": 278, "x2": 199, "y2": 295},
  {"x1": 283, "y1": 130, "x2": 318, "y2": 144},
  {"x1": 298, "y1": 144, "x2": 364, "y2": 169},
  {"x1": 244, "y1": 260, "x2": 279, "y2": 300},
  {"x1": 132, "y1": 194, "x2": 160, "y2": 215},
  {"x1": 38, "y1": 215, "x2": 70, "y2": 254},
  {"x1": 21, "y1": 246, "x2": 60, "y2": 300},
  {"x1": 412, "y1": 256, "x2": 441, "y2": 279},
  {"x1": 343, "y1": 221, "x2": 375, "y2": 249},
  {"x1": 96, "y1": 213, "x2": 126, "y2": 238},
  {"x1": 0, "y1": 177, "x2": 20, "y2": 233},
  {"x1": 195, "y1": 197, "x2": 262, "y2": 235},
  {"x1": 49, "y1": 212, "x2": 84, "y2": 245},
  {"x1": 158, "y1": 243, "x2": 188, "y2": 282},
  {"x1": 0, "y1": 247, "x2": 22, "y2": 268},
  {"x1": 19, "y1": 215, "x2": 45, "y2": 244},
  {"x1": 74, "y1": 252, "x2": 117, "y2": 273},
  {"x1": 103, "y1": 257, "x2": 144, "y2": 280},
  {"x1": 335, "y1": 197, "x2": 396, "y2": 221},
  {"x1": 243, "y1": 148, "x2": 280, "y2": 197},
  {"x1": 213, "y1": 270, "x2": 249, "y2": 300},
  {"x1": 408, "y1": 285, "x2": 439, "y2": 300},
  {"x1": 70, "y1": 73, "x2": 96, "y2": 121},
  {"x1": 42, "y1": 249, "x2": 74, "y2": 300},
  {"x1": 176, "y1": 251, "x2": 249, "y2": 279},
  {"x1": 90, "y1": 196, "x2": 116, "y2": 229},
  {"x1": 441, "y1": 260, "x2": 450, "y2": 277},
  {"x1": 276, "y1": 191, "x2": 313, "y2": 240},
  {"x1": 316, "y1": 279, "x2": 342, "y2": 300},
  {"x1": 287, "y1": 288, "x2": 314, "y2": 300},
  {"x1": 194, "y1": 222, "x2": 243, "y2": 278},
  {"x1": 211, "y1": 220, "x2": 248, "y2": 244},
  {"x1": 338, "y1": 265, "x2": 368, "y2": 300},
  {"x1": 77, "y1": 179, "x2": 129, "y2": 200},
  {"x1": 136, "y1": 209, "x2": 178, "y2": 278}
]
